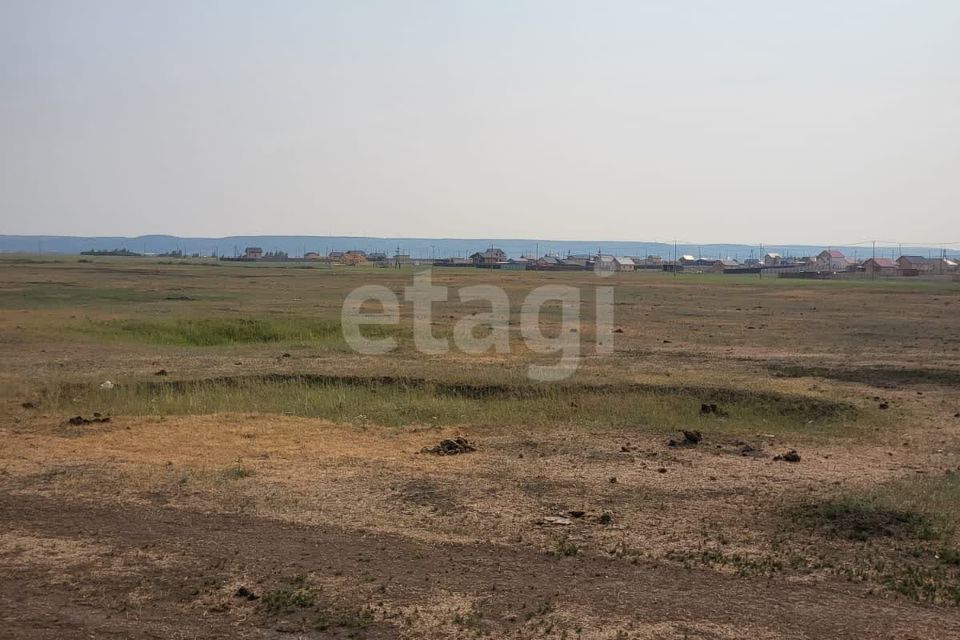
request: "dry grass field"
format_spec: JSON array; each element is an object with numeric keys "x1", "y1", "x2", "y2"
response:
[{"x1": 1, "y1": 255, "x2": 959, "y2": 639}]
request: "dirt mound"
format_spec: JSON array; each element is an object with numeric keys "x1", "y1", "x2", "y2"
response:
[
  {"x1": 67, "y1": 414, "x2": 111, "y2": 426},
  {"x1": 421, "y1": 437, "x2": 476, "y2": 456},
  {"x1": 668, "y1": 430, "x2": 702, "y2": 447},
  {"x1": 774, "y1": 450, "x2": 801, "y2": 462}
]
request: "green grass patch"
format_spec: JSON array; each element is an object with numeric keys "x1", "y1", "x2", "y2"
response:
[
  {"x1": 258, "y1": 576, "x2": 375, "y2": 632},
  {"x1": 260, "y1": 584, "x2": 316, "y2": 615},
  {"x1": 796, "y1": 498, "x2": 937, "y2": 541},
  {"x1": 48, "y1": 373, "x2": 859, "y2": 435},
  {"x1": 0, "y1": 285, "x2": 164, "y2": 309},
  {"x1": 793, "y1": 473, "x2": 960, "y2": 541},
  {"x1": 72, "y1": 316, "x2": 405, "y2": 347},
  {"x1": 780, "y1": 473, "x2": 960, "y2": 605}
]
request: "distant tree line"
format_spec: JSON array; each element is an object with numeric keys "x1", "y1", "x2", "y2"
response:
[{"x1": 80, "y1": 248, "x2": 141, "y2": 256}]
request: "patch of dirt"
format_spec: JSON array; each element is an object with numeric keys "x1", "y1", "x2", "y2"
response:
[
  {"x1": 0, "y1": 491, "x2": 957, "y2": 639},
  {"x1": 768, "y1": 364, "x2": 960, "y2": 389},
  {"x1": 392, "y1": 479, "x2": 461, "y2": 514}
]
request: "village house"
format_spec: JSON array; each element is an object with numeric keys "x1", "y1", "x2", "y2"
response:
[
  {"x1": 341, "y1": 252, "x2": 367, "y2": 266},
  {"x1": 631, "y1": 255, "x2": 662, "y2": 269},
  {"x1": 562, "y1": 254, "x2": 593, "y2": 268},
  {"x1": 535, "y1": 255, "x2": 563, "y2": 268},
  {"x1": 897, "y1": 255, "x2": 932, "y2": 273},
  {"x1": 500, "y1": 259, "x2": 528, "y2": 271},
  {"x1": 613, "y1": 256, "x2": 635, "y2": 272},
  {"x1": 594, "y1": 255, "x2": 617, "y2": 272},
  {"x1": 434, "y1": 256, "x2": 473, "y2": 267},
  {"x1": 243, "y1": 247, "x2": 263, "y2": 259},
  {"x1": 470, "y1": 248, "x2": 507, "y2": 267},
  {"x1": 935, "y1": 258, "x2": 959, "y2": 274},
  {"x1": 815, "y1": 250, "x2": 854, "y2": 271},
  {"x1": 304, "y1": 251, "x2": 320, "y2": 260},
  {"x1": 710, "y1": 259, "x2": 740, "y2": 273},
  {"x1": 763, "y1": 252, "x2": 782, "y2": 267},
  {"x1": 862, "y1": 258, "x2": 897, "y2": 275}
]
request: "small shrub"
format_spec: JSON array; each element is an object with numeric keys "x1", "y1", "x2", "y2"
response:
[
  {"x1": 939, "y1": 548, "x2": 960, "y2": 566},
  {"x1": 259, "y1": 586, "x2": 316, "y2": 615},
  {"x1": 222, "y1": 460, "x2": 255, "y2": 480},
  {"x1": 556, "y1": 536, "x2": 579, "y2": 556}
]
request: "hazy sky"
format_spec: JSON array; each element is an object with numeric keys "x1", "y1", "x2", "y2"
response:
[{"x1": 1, "y1": 1, "x2": 958, "y2": 244}]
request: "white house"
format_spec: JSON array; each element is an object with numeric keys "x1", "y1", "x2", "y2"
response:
[{"x1": 613, "y1": 256, "x2": 635, "y2": 272}]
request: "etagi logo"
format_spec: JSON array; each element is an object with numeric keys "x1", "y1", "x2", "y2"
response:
[{"x1": 341, "y1": 267, "x2": 615, "y2": 381}]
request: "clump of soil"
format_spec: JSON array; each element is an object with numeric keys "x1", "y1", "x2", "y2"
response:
[
  {"x1": 699, "y1": 403, "x2": 727, "y2": 417},
  {"x1": 668, "y1": 430, "x2": 702, "y2": 447},
  {"x1": 21, "y1": 401, "x2": 37, "y2": 409},
  {"x1": 774, "y1": 450, "x2": 801, "y2": 462},
  {"x1": 738, "y1": 442, "x2": 766, "y2": 458},
  {"x1": 154, "y1": 369, "x2": 168, "y2": 376},
  {"x1": 235, "y1": 586, "x2": 259, "y2": 601},
  {"x1": 421, "y1": 437, "x2": 476, "y2": 456},
  {"x1": 67, "y1": 414, "x2": 111, "y2": 426}
]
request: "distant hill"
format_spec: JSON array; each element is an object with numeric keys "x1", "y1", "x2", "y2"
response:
[{"x1": 0, "y1": 234, "x2": 951, "y2": 261}]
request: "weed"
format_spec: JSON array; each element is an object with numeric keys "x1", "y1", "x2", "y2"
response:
[
  {"x1": 556, "y1": 536, "x2": 579, "y2": 557},
  {"x1": 259, "y1": 585, "x2": 316, "y2": 615},
  {"x1": 222, "y1": 459, "x2": 256, "y2": 480},
  {"x1": 939, "y1": 548, "x2": 960, "y2": 566}
]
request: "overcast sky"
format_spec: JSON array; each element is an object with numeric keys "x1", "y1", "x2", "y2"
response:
[{"x1": 1, "y1": 1, "x2": 958, "y2": 244}]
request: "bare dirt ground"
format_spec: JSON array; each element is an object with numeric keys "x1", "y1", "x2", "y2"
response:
[
  {"x1": 1, "y1": 258, "x2": 959, "y2": 638},
  {"x1": 4, "y1": 490, "x2": 959, "y2": 640}
]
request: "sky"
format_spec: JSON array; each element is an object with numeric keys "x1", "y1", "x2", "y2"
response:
[{"x1": 1, "y1": 1, "x2": 958, "y2": 245}]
